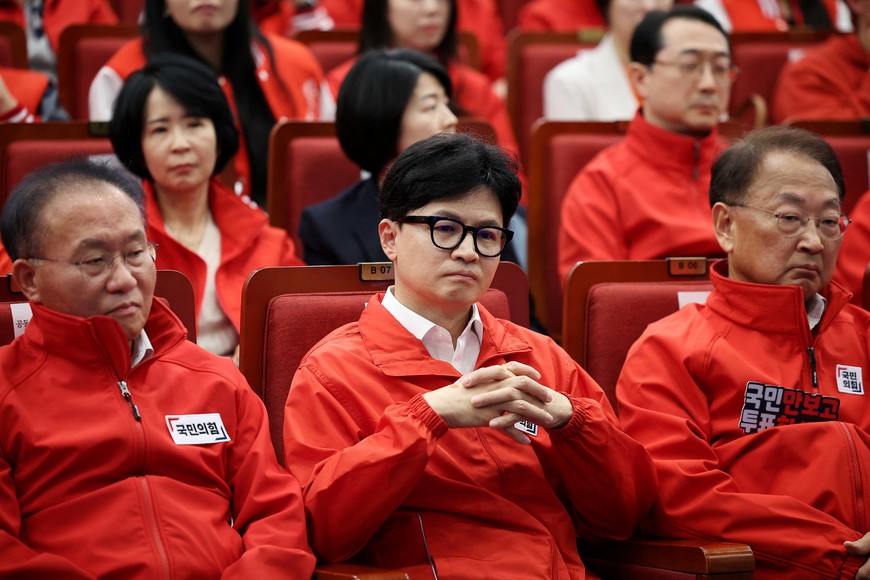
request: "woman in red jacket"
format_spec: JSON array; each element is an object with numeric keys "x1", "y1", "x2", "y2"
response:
[
  {"x1": 110, "y1": 54, "x2": 302, "y2": 357},
  {"x1": 91, "y1": 0, "x2": 324, "y2": 207},
  {"x1": 326, "y1": 0, "x2": 520, "y2": 167}
]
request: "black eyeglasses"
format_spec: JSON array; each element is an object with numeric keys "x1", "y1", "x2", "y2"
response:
[{"x1": 398, "y1": 215, "x2": 514, "y2": 258}]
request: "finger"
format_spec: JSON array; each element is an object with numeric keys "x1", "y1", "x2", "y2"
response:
[
  {"x1": 498, "y1": 424, "x2": 531, "y2": 445},
  {"x1": 846, "y1": 532, "x2": 870, "y2": 556},
  {"x1": 459, "y1": 364, "x2": 516, "y2": 388},
  {"x1": 856, "y1": 558, "x2": 870, "y2": 580},
  {"x1": 486, "y1": 399, "x2": 553, "y2": 427},
  {"x1": 471, "y1": 376, "x2": 553, "y2": 407},
  {"x1": 503, "y1": 361, "x2": 542, "y2": 380}
]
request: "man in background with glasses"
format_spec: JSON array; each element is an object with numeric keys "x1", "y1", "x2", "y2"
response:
[
  {"x1": 558, "y1": 5, "x2": 733, "y2": 283},
  {"x1": 617, "y1": 126, "x2": 870, "y2": 578},
  {"x1": 283, "y1": 133, "x2": 656, "y2": 577},
  {"x1": 0, "y1": 161, "x2": 316, "y2": 577}
]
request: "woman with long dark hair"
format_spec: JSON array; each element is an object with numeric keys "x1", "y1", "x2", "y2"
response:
[{"x1": 92, "y1": 0, "x2": 324, "y2": 207}]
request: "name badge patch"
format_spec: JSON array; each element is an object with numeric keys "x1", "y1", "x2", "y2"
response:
[
  {"x1": 166, "y1": 413, "x2": 231, "y2": 445},
  {"x1": 836, "y1": 365, "x2": 864, "y2": 395},
  {"x1": 514, "y1": 419, "x2": 539, "y2": 437}
]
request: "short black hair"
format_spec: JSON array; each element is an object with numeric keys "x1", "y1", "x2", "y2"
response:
[
  {"x1": 630, "y1": 5, "x2": 729, "y2": 66},
  {"x1": 710, "y1": 126, "x2": 845, "y2": 206},
  {"x1": 359, "y1": 0, "x2": 458, "y2": 65},
  {"x1": 337, "y1": 48, "x2": 453, "y2": 176},
  {"x1": 1, "y1": 160, "x2": 145, "y2": 261},
  {"x1": 109, "y1": 54, "x2": 240, "y2": 181},
  {"x1": 380, "y1": 133, "x2": 521, "y2": 226}
]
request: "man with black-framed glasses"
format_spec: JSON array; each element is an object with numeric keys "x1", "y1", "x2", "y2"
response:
[
  {"x1": 283, "y1": 132, "x2": 656, "y2": 578},
  {"x1": 0, "y1": 160, "x2": 316, "y2": 577},
  {"x1": 617, "y1": 126, "x2": 870, "y2": 578}
]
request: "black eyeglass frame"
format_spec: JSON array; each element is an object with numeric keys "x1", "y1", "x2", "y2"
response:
[{"x1": 397, "y1": 215, "x2": 514, "y2": 258}]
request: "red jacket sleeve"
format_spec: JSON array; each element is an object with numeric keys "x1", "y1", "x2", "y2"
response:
[
  {"x1": 284, "y1": 369, "x2": 447, "y2": 562},
  {"x1": 617, "y1": 330, "x2": 865, "y2": 578},
  {"x1": 221, "y1": 374, "x2": 317, "y2": 578}
]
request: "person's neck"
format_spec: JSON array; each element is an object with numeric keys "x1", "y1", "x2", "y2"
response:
[
  {"x1": 184, "y1": 32, "x2": 225, "y2": 70},
  {"x1": 155, "y1": 181, "x2": 211, "y2": 252},
  {"x1": 392, "y1": 288, "x2": 472, "y2": 348}
]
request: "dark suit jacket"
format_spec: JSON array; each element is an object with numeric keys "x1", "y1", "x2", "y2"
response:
[{"x1": 298, "y1": 177, "x2": 522, "y2": 266}]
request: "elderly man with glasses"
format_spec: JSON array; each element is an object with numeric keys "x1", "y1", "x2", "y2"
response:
[
  {"x1": 558, "y1": 4, "x2": 734, "y2": 284},
  {"x1": 283, "y1": 132, "x2": 657, "y2": 578},
  {"x1": 616, "y1": 126, "x2": 870, "y2": 579},
  {"x1": 0, "y1": 160, "x2": 316, "y2": 577}
]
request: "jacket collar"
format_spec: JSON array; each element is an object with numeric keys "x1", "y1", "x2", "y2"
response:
[
  {"x1": 706, "y1": 259, "x2": 853, "y2": 336},
  {"x1": 144, "y1": 179, "x2": 268, "y2": 260},
  {"x1": 358, "y1": 293, "x2": 532, "y2": 379},
  {"x1": 22, "y1": 299, "x2": 187, "y2": 378},
  {"x1": 625, "y1": 110, "x2": 722, "y2": 170}
]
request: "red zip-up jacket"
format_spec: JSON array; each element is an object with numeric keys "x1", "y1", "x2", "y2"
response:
[
  {"x1": 0, "y1": 300, "x2": 316, "y2": 578},
  {"x1": 617, "y1": 260, "x2": 870, "y2": 578},
  {"x1": 284, "y1": 294, "x2": 657, "y2": 578},
  {"x1": 144, "y1": 179, "x2": 304, "y2": 333},
  {"x1": 558, "y1": 112, "x2": 726, "y2": 284}
]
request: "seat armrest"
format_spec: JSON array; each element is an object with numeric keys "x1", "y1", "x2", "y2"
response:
[
  {"x1": 314, "y1": 563, "x2": 410, "y2": 580},
  {"x1": 580, "y1": 538, "x2": 754, "y2": 575}
]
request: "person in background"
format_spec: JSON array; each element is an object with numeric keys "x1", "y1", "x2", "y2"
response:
[
  {"x1": 325, "y1": 0, "x2": 520, "y2": 168},
  {"x1": 544, "y1": 0, "x2": 672, "y2": 121},
  {"x1": 696, "y1": 0, "x2": 851, "y2": 32},
  {"x1": 252, "y1": 0, "x2": 335, "y2": 35},
  {"x1": 0, "y1": 0, "x2": 117, "y2": 81},
  {"x1": 772, "y1": 0, "x2": 869, "y2": 123},
  {"x1": 617, "y1": 126, "x2": 870, "y2": 578},
  {"x1": 518, "y1": 0, "x2": 605, "y2": 31},
  {"x1": 0, "y1": 65, "x2": 65, "y2": 120},
  {"x1": 300, "y1": 48, "x2": 457, "y2": 265},
  {"x1": 90, "y1": 0, "x2": 324, "y2": 207},
  {"x1": 557, "y1": 6, "x2": 731, "y2": 281},
  {"x1": 833, "y1": 188, "x2": 870, "y2": 304},
  {"x1": 110, "y1": 54, "x2": 303, "y2": 357},
  {"x1": 284, "y1": 132, "x2": 656, "y2": 576},
  {"x1": 0, "y1": 159, "x2": 315, "y2": 577},
  {"x1": 320, "y1": 0, "x2": 507, "y2": 88}
]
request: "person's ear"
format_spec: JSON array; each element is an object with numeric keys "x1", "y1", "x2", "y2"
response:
[
  {"x1": 711, "y1": 202, "x2": 736, "y2": 254},
  {"x1": 12, "y1": 259, "x2": 41, "y2": 303},
  {"x1": 378, "y1": 218, "x2": 399, "y2": 262},
  {"x1": 629, "y1": 62, "x2": 651, "y2": 101}
]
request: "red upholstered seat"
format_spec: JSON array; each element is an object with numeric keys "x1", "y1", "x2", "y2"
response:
[
  {"x1": 0, "y1": 122, "x2": 114, "y2": 211},
  {"x1": 505, "y1": 30, "x2": 600, "y2": 163},
  {"x1": 57, "y1": 23, "x2": 139, "y2": 120},
  {"x1": 0, "y1": 22, "x2": 28, "y2": 68},
  {"x1": 526, "y1": 120, "x2": 628, "y2": 339},
  {"x1": 561, "y1": 258, "x2": 716, "y2": 408}
]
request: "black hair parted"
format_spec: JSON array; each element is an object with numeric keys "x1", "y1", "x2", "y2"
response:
[
  {"x1": 109, "y1": 54, "x2": 240, "y2": 181},
  {"x1": 380, "y1": 132, "x2": 521, "y2": 225},
  {"x1": 337, "y1": 48, "x2": 452, "y2": 176},
  {"x1": 630, "y1": 4, "x2": 728, "y2": 66}
]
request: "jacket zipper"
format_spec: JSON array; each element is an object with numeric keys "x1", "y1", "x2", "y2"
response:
[
  {"x1": 117, "y1": 380, "x2": 141, "y2": 421},
  {"x1": 119, "y1": 373, "x2": 170, "y2": 576},
  {"x1": 840, "y1": 423, "x2": 868, "y2": 532},
  {"x1": 806, "y1": 347, "x2": 819, "y2": 391},
  {"x1": 476, "y1": 428, "x2": 507, "y2": 494}
]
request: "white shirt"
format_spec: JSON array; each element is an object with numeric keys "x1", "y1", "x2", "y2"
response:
[
  {"x1": 543, "y1": 35, "x2": 638, "y2": 122},
  {"x1": 381, "y1": 286, "x2": 483, "y2": 374},
  {"x1": 131, "y1": 329, "x2": 154, "y2": 367},
  {"x1": 806, "y1": 293, "x2": 827, "y2": 330}
]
